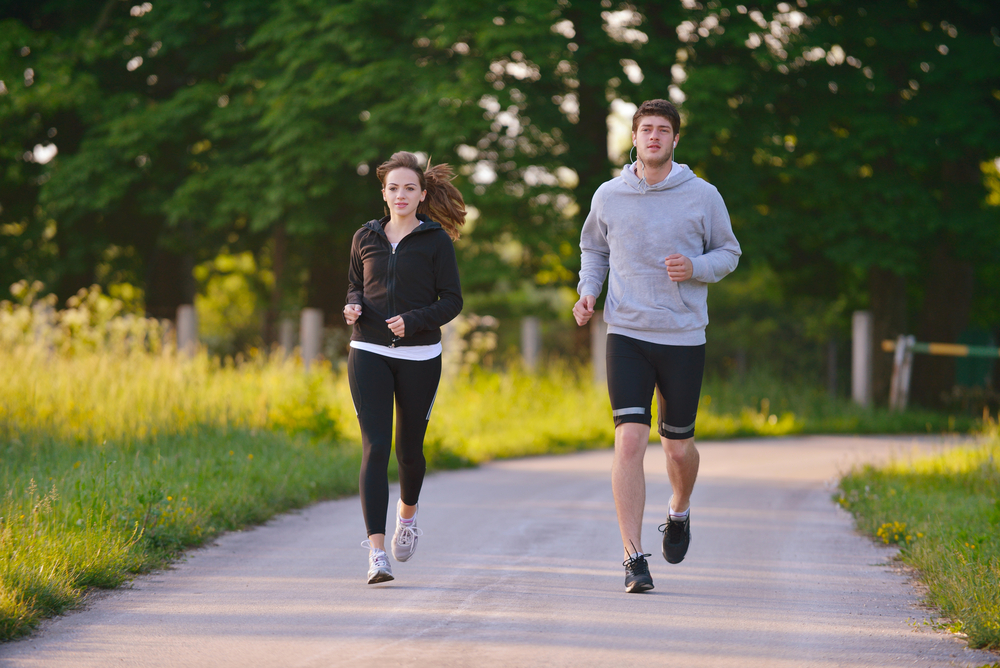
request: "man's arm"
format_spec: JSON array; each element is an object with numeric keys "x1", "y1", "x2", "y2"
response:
[
  {"x1": 689, "y1": 188, "x2": 741, "y2": 283},
  {"x1": 575, "y1": 190, "x2": 610, "y2": 326}
]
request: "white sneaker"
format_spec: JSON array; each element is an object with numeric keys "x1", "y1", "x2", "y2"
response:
[
  {"x1": 391, "y1": 501, "x2": 423, "y2": 562},
  {"x1": 361, "y1": 540, "x2": 393, "y2": 584}
]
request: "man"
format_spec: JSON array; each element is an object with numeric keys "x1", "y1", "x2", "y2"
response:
[{"x1": 573, "y1": 99, "x2": 741, "y2": 593}]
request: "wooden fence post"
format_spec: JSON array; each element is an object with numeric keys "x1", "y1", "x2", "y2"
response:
[
  {"x1": 278, "y1": 317, "x2": 296, "y2": 356},
  {"x1": 888, "y1": 334, "x2": 916, "y2": 411},
  {"x1": 851, "y1": 310, "x2": 872, "y2": 407},
  {"x1": 300, "y1": 308, "x2": 323, "y2": 370},
  {"x1": 521, "y1": 316, "x2": 541, "y2": 371},
  {"x1": 176, "y1": 304, "x2": 197, "y2": 356},
  {"x1": 591, "y1": 310, "x2": 607, "y2": 385}
]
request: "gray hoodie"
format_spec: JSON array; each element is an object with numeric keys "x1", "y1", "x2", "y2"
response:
[{"x1": 577, "y1": 162, "x2": 741, "y2": 346}]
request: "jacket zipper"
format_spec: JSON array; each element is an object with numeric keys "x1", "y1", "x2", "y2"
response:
[
  {"x1": 377, "y1": 222, "x2": 432, "y2": 348},
  {"x1": 387, "y1": 243, "x2": 398, "y2": 347}
]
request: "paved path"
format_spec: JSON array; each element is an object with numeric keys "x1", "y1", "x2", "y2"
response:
[{"x1": 3, "y1": 436, "x2": 998, "y2": 667}]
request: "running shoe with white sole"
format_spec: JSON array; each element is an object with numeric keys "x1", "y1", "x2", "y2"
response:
[
  {"x1": 361, "y1": 540, "x2": 394, "y2": 584},
  {"x1": 623, "y1": 552, "x2": 654, "y2": 593},
  {"x1": 391, "y1": 501, "x2": 423, "y2": 562}
]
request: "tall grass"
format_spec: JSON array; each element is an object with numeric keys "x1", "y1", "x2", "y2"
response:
[
  {"x1": 837, "y1": 425, "x2": 1000, "y2": 649},
  {"x1": 0, "y1": 287, "x2": 983, "y2": 640},
  {"x1": 1, "y1": 287, "x2": 365, "y2": 639}
]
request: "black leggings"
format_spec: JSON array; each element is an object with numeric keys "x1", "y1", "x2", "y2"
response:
[{"x1": 347, "y1": 347, "x2": 442, "y2": 536}]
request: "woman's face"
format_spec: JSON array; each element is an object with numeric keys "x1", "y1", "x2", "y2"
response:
[{"x1": 382, "y1": 168, "x2": 426, "y2": 218}]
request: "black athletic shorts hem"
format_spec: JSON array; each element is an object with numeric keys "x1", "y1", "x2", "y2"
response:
[{"x1": 606, "y1": 333, "x2": 705, "y2": 440}]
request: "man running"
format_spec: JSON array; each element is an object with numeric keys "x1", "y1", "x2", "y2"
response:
[{"x1": 573, "y1": 99, "x2": 741, "y2": 593}]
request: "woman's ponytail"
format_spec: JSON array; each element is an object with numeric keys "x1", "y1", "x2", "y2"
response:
[{"x1": 420, "y1": 162, "x2": 466, "y2": 241}]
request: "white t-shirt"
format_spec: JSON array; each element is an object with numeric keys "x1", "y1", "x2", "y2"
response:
[{"x1": 350, "y1": 340, "x2": 442, "y2": 361}]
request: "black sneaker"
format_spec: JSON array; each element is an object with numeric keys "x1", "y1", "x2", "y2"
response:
[
  {"x1": 659, "y1": 513, "x2": 691, "y2": 564},
  {"x1": 623, "y1": 552, "x2": 654, "y2": 593}
]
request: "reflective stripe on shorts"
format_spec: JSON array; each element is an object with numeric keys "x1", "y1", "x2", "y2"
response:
[
  {"x1": 660, "y1": 420, "x2": 696, "y2": 435},
  {"x1": 612, "y1": 407, "x2": 647, "y2": 417}
]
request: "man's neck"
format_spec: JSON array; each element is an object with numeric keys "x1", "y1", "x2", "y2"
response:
[{"x1": 635, "y1": 159, "x2": 674, "y2": 186}]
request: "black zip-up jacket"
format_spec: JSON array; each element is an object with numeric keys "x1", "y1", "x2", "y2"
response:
[{"x1": 346, "y1": 214, "x2": 463, "y2": 347}]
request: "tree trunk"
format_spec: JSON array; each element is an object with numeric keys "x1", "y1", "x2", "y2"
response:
[
  {"x1": 145, "y1": 248, "x2": 187, "y2": 320},
  {"x1": 262, "y1": 224, "x2": 287, "y2": 347},
  {"x1": 868, "y1": 266, "x2": 908, "y2": 406},
  {"x1": 910, "y1": 252, "x2": 974, "y2": 408},
  {"x1": 563, "y1": 7, "x2": 618, "y2": 210}
]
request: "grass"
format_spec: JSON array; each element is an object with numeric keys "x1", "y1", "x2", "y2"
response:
[
  {"x1": 0, "y1": 290, "x2": 986, "y2": 641},
  {"x1": 836, "y1": 424, "x2": 1000, "y2": 650},
  {"x1": 0, "y1": 430, "x2": 361, "y2": 640}
]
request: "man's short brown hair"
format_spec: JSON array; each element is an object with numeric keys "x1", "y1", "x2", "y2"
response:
[{"x1": 632, "y1": 99, "x2": 681, "y2": 134}]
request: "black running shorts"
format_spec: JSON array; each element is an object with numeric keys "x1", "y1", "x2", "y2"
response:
[{"x1": 606, "y1": 333, "x2": 705, "y2": 440}]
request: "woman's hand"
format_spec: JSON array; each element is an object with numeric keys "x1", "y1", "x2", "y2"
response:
[
  {"x1": 385, "y1": 315, "x2": 406, "y2": 338},
  {"x1": 344, "y1": 303, "x2": 362, "y2": 325}
]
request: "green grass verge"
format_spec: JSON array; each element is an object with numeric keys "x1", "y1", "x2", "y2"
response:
[
  {"x1": 0, "y1": 345, "x2": 983, "y2": 642},
  {"x1": 836, "y1": 427, "x2": 1000, "y2": 650},
  {"x1": 0, "y1": 429, "x2": 363, "y2": 641}
]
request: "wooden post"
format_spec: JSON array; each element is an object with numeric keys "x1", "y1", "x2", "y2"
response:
[
  {"x1": 521, "y1": 316, "x2": 541, "y2": 371},
  {"x1": 32, "y1": 303, "x2": 54, "y2": 350},
  {"x1": 300, "y1": 307, "x2": 323, "y2": 370},
  {"x1": 889, "y1": 335, "x2": 916, "y2": 411},
  {"x1": 440, "y1": 318, "x2": 460, "y2": 378},
  {"x1": 176, "y1": 304, "x2": 197, "y2": 356},
  {"x1": 278, "y1": 317, "x2": 295, "y2": 356},
  {"x1": 851, "y1": 310, "x2": 872, "y2": 406},
  {"x1": 591, "y1": 309, "x2": 608, "y2": 385},
  {"x1": 900, "y1": 334, "x2": 915, "y2": 409}
]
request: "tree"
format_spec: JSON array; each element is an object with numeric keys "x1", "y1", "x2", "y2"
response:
[{"x1": 666, "y1": 0, "x2": 1000, "y2": 404}]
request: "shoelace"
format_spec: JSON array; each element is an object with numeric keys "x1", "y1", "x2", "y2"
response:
[
  {"x1": 658, "y1": 517, "x2": 687, "y2": 543},
  {"x1": 360, "y1": 540, "x2": 390, "y2": 568},
  {"x1": 623, "y1": 552, "x2": 651, "y2": 570},
  {"x1": 395, "y1": 523, "x2": 423, "y2": 546}
]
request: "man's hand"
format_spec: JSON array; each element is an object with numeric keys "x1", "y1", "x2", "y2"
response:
[
  {"x1": 344, "y1": 303, "x2": 362, "y2": 325},
  {"x1": 573, "y1": 295, "x2": 596, "y2": 326},
  {"x1": 665, "y1": 254, "x2": 693, "y2": 282},
  {"x1": 386, "y1": 315, "x2": 406, "y2": 337}
]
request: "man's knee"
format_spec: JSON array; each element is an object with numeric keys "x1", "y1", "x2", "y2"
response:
[
  {"x1": 615, "y1": 422, "x2": 650, "y2": 458},
  {"x1": 662, "y1": 436, "x2": 696, "y2": 464}
]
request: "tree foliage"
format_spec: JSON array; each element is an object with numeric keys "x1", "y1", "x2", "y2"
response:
[{"x1": 1, "y1": 0, "x2": 998, "y2": 401}]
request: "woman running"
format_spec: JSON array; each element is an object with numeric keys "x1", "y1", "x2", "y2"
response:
[{"x1": 343, "y1": 151, "x2": 465, "y2": 584}]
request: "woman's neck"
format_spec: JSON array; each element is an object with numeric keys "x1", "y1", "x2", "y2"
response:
[{"x1": 384, "y1": 212, "x2": 421, "y2": 244}]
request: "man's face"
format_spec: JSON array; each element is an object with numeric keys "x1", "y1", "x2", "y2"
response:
[{"x1": 632, "y1": 115, "x2": 677, "y2": 168}]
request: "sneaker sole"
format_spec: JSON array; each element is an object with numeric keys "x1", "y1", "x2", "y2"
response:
[
  {"x1": 367, "y1": 571, "x2": 394, "y2": 585},
  {"x1": 625, "y1": 580, "x2": 654, "y2": 593}
]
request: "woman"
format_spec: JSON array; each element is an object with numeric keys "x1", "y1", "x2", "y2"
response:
[{"x1": 343, "y1": 151, "x2": 465, "y2": 584}]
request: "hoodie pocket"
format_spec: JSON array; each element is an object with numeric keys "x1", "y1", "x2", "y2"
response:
[
  {"x1": 654, "y1": 278, "x2": 694, "y2": 315},
  {"x1": 608, "y1": 272, "x2": 693, "y2": 327}
]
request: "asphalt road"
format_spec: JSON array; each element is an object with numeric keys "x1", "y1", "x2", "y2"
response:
[{"x1": 3, "y1": 435, "x2": 998, "y2": 668}]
